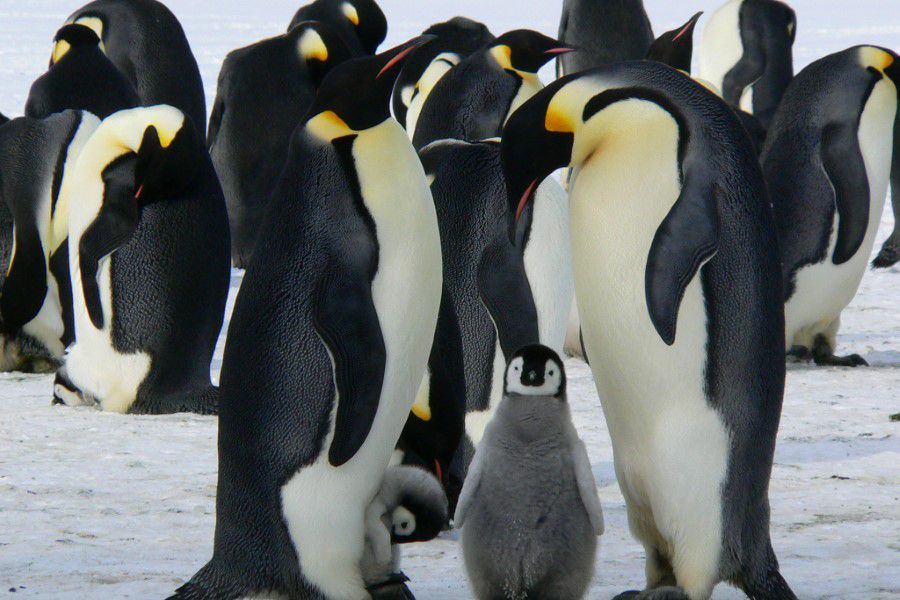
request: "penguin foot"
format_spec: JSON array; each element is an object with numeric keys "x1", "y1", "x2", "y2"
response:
[
  {"x1": 812, "y1": 336, "x2": 867, "y2": 367},
  {"x1": 612, "y1": 587, "x2": 689, "y2": 600},
  {"x1": 785, "y1": 345, "x2": 812, "y2": 363},
  {"x1": 872, "y1": 242, "x2": 899, "y2": 268},
  {"x1": 367, "y1": 573, "x2": 415, "y2": 600}
]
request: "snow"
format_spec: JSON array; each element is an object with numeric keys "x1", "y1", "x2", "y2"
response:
[{"x1": 0, "y1": 0, "x2": 898, "y2": 599}]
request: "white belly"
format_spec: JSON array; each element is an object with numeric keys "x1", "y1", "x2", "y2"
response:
[
  {"x1": 464, "y1": 338, "x2": 505, "y2": 446},
  {"x1": 505, "y1": 74, "x2": 544, "y2": 125},
  {"x1": 569, "y1": 103, "x2": 728, "y2": 560},
  {"x1": 698, "y1": 0, "x2": 745, "y2": 95},
  {"x1": 785, "y1": 77, "x2": 897, "y2": 346},
  {"x1": 281, "y1": 120, "x2": 441, "y2": 600},
  {"x1": 22, "y1": 274, "x2": 65, "y2": 358},
  {"x1": 524, "y1": 175, "x2": 574, "y2": 354}
]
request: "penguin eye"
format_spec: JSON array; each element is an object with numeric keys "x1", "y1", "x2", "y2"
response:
[
  {"x1": 548, "y1": 370, "x2": 555, "y2": 376},
  {"x1": 513, "y1": 366, "x2": 520, "y2": 372}
]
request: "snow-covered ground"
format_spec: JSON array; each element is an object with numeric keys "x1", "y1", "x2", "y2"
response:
[{"x1": 0, "y1": 1, "x2": 898, "y2": 598}]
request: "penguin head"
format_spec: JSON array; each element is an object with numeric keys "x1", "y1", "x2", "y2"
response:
[
  {"x1": 489, "y1": 30, "x2": 573, "y2": 75},
  {"x1": 504, "y1": 345, "x2": 566, "y2": 398},
  {"x1": 500, "y1": 77, "x2": 575, "y2": 236},
  {"x1": 646, "y1": 12, "x2": 703, "y2": 73},
  {"x1": 50, "y1": 23, "x2": 102, "y2": 64},
  {"x1": 340, "y1": 0, "x2": 387, "y2": 54},
  {"x1": 290, "y1": 20, "x2": 356, "y2": 89},
  {"x1": 304, "y1": 36, "x2": 433, "y2": 135},
  {"x1": 384, "y1": 466, "x2": 448, "y2": 544},
  {"x1": 96, "y1": 106, "x2": 202, "y2": 207}
]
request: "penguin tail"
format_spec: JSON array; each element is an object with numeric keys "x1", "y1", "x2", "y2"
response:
[{"x1": 740, "y1": 545, "x2": 798, "y2": 600}]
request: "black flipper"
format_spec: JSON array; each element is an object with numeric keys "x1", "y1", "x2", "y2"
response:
[
  {"x1": 477, "y1": 231, "x2": 540, "y2": 359},
  {"x1": 78, "y1": 191, "x2": 139, "y2": 330},
  {"x1": 313, "y1": 258, "x2": 386, "y2": 467},
  {"x1": 48, "y1": 242, "x2": 75, "y2": 346},
  {"x1": 821, "y1": 121, "x2": 870, "y2": 265},
  {"x1": 645, "y1": 167, "x2": 719, "y2": 346},
  {"x1": 0, "y1": 221, "x2": 48, "y2": 332},
  {"x1": 722, "y1": 30, "x2": 765, "y2": 108}
]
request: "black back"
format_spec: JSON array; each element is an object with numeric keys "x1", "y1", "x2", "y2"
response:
[
  {"x1": 419, "y1": 139, "x2": 540, "y2": 417},
  {"x1": 0, "y1": 111, "x2": 87, "y2": 350},
  {"x1": 208, "y1": 22, "x2": 358, "y2": 268},
  {"x1": 288, "y1": 0, "x2": 387, "y2": 55},
  {"x1": 411, "y1": 51, "x2": 518, "y2": 150},
  {"x1": 392, "y1": 17, "x2": 495, "y2": 127},
  {"x1": 67, "y1": 0, "x2": 207, "y2": 141},
  {"x1": 762, "y1": 47, "x2": 894, "y2": 300},
  {"x1": 722, "y1": 0, "x2": 795, "y2": 129},
  {"x1": 557, "y1": 0, "x2": 654, "y2": 77},
  {"x1": 26, "y1": 25, "x2": 139, "y2": 119}
]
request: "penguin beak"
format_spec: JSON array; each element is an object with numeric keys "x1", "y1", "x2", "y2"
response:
[
  {"x1": 544, "y1": 46, "x2": 575, "y2": 56},
  {"x1": 516, "y1": 179, "x2": 540, "y2": 222},
  {"x1": 376, "y1": 35, "x2": 435, "y2": 80},
  {"x1": 673, "y1": 12, "x2": 703, "y2": 42}
]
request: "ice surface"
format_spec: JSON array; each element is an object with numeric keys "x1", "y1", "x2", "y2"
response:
[{"x1": 0, "y1": 1, "x2": 897, "y2": 599}]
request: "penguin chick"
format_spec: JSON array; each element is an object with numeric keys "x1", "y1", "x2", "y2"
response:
[
  {"x1": 362, "y1": 466, "x2": 448, "y2": 594},
  {"x1": 456, "y1": 345, "x2": 603, "y2": 600}
]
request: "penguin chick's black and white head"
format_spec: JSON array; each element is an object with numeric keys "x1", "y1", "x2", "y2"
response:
[
  {"x1": 382, "y1": 466, "x2": 448, "y2": 545},
  {"x1": 646, "y1": 12, "x2": 703, "y2": 73},
  {"x1": 504, "y1": 345, "x2": 566, "y2": 398},
  {"x1": 50, "y1": 23, "x2": 102, "y2": 64},
  {"x1": 305, "y1": 36, "x2": 433, "y2": 131},
  {"x1": 291, "y1": 20, "x2": 355, "y2": 89},
  {"x1": 490, "y1": 30, "x2": 573, "y2": 74}
]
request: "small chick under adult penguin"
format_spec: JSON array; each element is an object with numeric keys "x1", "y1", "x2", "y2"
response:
[{"x1": 455, "y1": 345, "x2": 603, "y2": 600}]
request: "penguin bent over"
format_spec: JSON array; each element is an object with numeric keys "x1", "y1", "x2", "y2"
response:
[
  {"x1": 763, "y1": 46, "x2": 899, "y2": 366},
  {"x1": 0, "y1": 110, "x2": 100, "y2": 372},
  {"x1": 289, "y1": 0, "x2": 387, "y2": 56},
  {"x1": 169, "y1": 38, "x2": 441, "y2": 600},
  {"x1": 27, "y1": 23, "x2": 139, "y2": 120},
  {"x1": 208, "y1": 20, "x2": 357, "y2": 268},
  {"x1": 456, "y1": 345, "x2": 603, "y2": 600},
  {"x1": 56, "y1": 105, "x2": 230, "y2": 414},
  {"x1": 502, "y1": 61, "x2": 795, "y2": 599},
  {"x1": 61, "y1": 0, "x2": 207, "y2": 141}
]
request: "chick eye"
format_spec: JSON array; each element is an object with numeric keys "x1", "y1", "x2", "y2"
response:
[
  {"x1": 513, "y1": 366, "x2": 520, "y2": 371},
  {"x1": 548, "y1": 370, "x2": 555, "y2": 376}
]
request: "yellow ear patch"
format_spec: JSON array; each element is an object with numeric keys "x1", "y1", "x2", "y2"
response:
[
  {"x1": 860, "y1": 46, "x2": 894, "y2": 73},
  {"x1": 51, "y1": 40, "x2": 71, "y2": 64},
  {"x1": 342, "y1": 2, "x2": 360, "y2": 26},
  {"x1": 545, "y1": 103, "x2": 575, "y2": 134},
  {"x1": 306, "y1": 110, "x2": 354, "y2": 141},
  {"x1": 299, "y1": 29, "x2": 328, "y2": 62},
  {"x1": 73, "y1": 16, "x2": 106, "y2": 53},
  {"x1": 489, "y1": 45, "x2": 514, "y2": 71}
]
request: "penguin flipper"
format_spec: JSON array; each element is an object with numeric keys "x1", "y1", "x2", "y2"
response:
[
  {"x1": 645, "y1": 171, "x2": 719, "y2": 346},
  {"x1": 721, "y1": 33, "x2": 765, "y2": 108},
  {"x1": 477, "y1": 233, "x2": 539, "y2": 359},
  {"x1": 78, "y1": 195, "x2": 140, "y2": 330},
  {"x1": 821, "y1": 121, "x2": 870, "y2": 265},
  {"x1": 313, "y1": 262, "x2": 386, "y2": 467},
  {"x1": 0, "y1": 221, "x2": 48, "y2": 333},
  {"x1": 570, "y1": 436, "x2": 604, "y2": 535}
]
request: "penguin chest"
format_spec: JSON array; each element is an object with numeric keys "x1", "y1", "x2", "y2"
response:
[
  {"x1": 785, "y1": 78, "x2": 897, "y2": 343},
  {"x1": 506, "y1": 74, "x2": 544, "y2": 126},
  {"x1": 523, "y1": 177, "x2": 574, "y2": 353},
  {"x1": 698, "y1": 0, "x2": 745, "y2": 94},
  {"x1": 356, "y1": 121, "x2": 443, "y2": 443},
  {"x1": 568, "y1": 122, "x2": 729, "y2": 515}
]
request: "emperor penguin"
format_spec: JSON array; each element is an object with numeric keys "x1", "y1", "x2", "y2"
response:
[
  {"x1": 56, "y1": 105, "x2": 230, "y2": 414},
  {"x1": 61, "y1": 0, "x2": 207, "y2": 141},
  {"x1": 646, "y1": 12, "x2": 704, "y2": 73},
  {"x1": 26, "y1": 24, "x2": 139, "y2": 119},
  {"x1": 456, "y1": 345, "x2": 604, "y2": 600},
  {"x1": 392, "y1": 17, "x2": 495, "y2": 137},
  {"x1": 208, "y1": 21, "x2": 357, "y2": 268},
  {"x1": 872, "y1": 116, "x2": 900, "y2": 268},
  {"x1": 411, "y1": 30, "x2": 573, "y2": 151},
  {"x1": 557, "y1": 0, "x2": 654, "y2": 78},
  {"x1": 763, "y1": 46, "x2": 899, "y2": 367},
  {"x1": 419, "y1": 139, "x2": 549, "y2": 467},
  {"x1": 289, "y1": 0, "x2": 387, "y2": 55},
  {"x1": 0, "y1": 110, "x2": 100, "y2": 372},
  {"x1": 698, "y1": 0, "x2": 796, "y2": 130},
  {"x1": 501, "y1": 61, "x2": 795, "y2": 599},
  {"x1": 169, "y1": 38, "x2": 441, "y2": 600}
]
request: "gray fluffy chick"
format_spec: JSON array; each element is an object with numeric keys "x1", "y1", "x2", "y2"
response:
[{"x1": 455, "y1": 344, "x2": 603, "y2": 600}]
